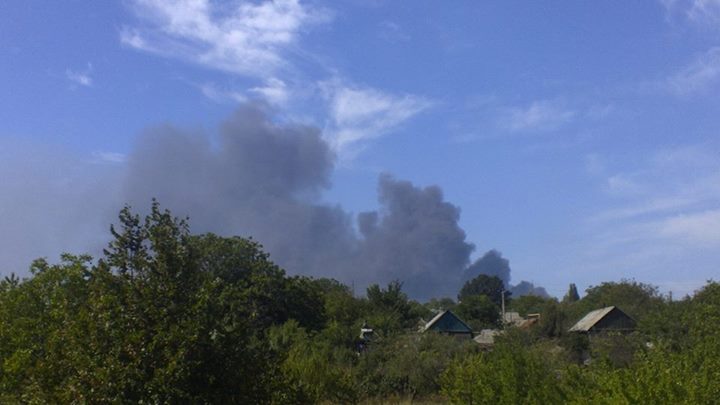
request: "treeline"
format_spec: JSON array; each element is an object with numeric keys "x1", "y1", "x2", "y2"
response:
[{"x1": 1, "y1": 204, "x2": 719, "y2": 403}]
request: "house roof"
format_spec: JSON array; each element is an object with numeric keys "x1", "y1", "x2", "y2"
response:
[
  {"x1": 473, "y1": 329, "x2": 501, "y2": 345},
  {"x1": 568, "y1": 306, "x2": 635, "y2": 332},
  {"x1": 422, "y1": 310, "x2": 473, "y2": 334}
]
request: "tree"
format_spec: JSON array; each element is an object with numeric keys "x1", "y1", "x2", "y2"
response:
[
  {"x1": 571, "y1": 280, "x2": 664, "y2": 323},
  {"x1": 365, "y1": 280, "x2": 417, "y2": 333},
  {"x1": 441, "y1": 339, "x2": 564, "y2": 404},
  {"x1": 510, "y1": 294, "x2": 553, "y2": 317},
  {"x1": 538, "y1": 300, "x2": 566, "y2": 338},
  {"x1": 0, "y1": 255, "x2": 93, "y2": 402},
  {"x1": 455, "y1": 294, "x2": 501, "y2": 330},
  {"x1": 424, "y1": 297, "x2": 456, "y2": 313},
  {"x1": 0, "y1": 202, "x2": 331, "y2": 403},
  {"x1": 458, "y1": 274, "x2": 508, "y2": 307},
  {"x1": 563, "y1": 283, "x2": 580, "y2": 303}
]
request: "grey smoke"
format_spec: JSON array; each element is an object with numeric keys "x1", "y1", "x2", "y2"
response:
[
  {"x1": 121, "y1": 104, "x2": 475, "y2": 299},
  {"x1": 509, "y1": 281, "x2": 549, "y2": 298},
  {"x1": 0, "y1": 138, "x2": 122, "y2": 275},
  {"x1": 123, "y1": 104, "x2": 357, "y2": 281},
  {"x1": 357, "y1": 175, "x2": 474, "y2": 299},
  {"x1": 1, "y1": 103, "x2": 547, "y2": 300},
  {"x1": 463, "y1": 249, "x2": 549, "y2": 298},
  {"x1": 462, "y1": 249, "x2": 511, "y2": 286}
]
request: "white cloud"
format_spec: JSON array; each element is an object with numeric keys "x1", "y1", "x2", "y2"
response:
[
  {"x1": 121, "y1": 0, "x2": 329, "y2": 78},
  {"x1": 121, "y1": 1, "x2": 429, "y2": 158},
  {"x1": 321, "y1": 80, "x2": 432, "y2": 152},
  {"x1": 659, "y1": 209, "x2": 720, "y2": 245},
  {"x1": 502, "y1": 100, "x2": 575, "y2": 131},
  {"x1": 606, "y1": 174, "x2": 645, "y2": 195},
  {"x1": 583, "y1": 144, "x2": 720, "y2": 287},
  {"x1": 66, "y1": 63, "x2": 93, "y2": 87},
  {"x1": 249, "y1": 77, "x2": 289, "y2": 105},
  {"x1": 667, "y1": 47, "x2": 720, "y2": 94},
  {"x1": 573, "y1": 144, "x2": 720, "y2": 296},
  {"x1": 197, "y1": 82, "x2": 247, "y2": 103},
  {"x1": 662, "y1": 0, "x2": 720, "y2": 25},
  {"x1": 593, "y1": 144, "x2": 720, "y2": 222},
  {"x1": 688, "y1": 0, "x2": 720, "y2": 23}
]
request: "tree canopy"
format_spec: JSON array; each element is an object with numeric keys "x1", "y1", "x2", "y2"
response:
[
  {"x1": 458, "y1": 274, "x2": 508, "y2": 306},
  {"x1": 1, "y1": 203, "x2": 718, "y2": 403}
]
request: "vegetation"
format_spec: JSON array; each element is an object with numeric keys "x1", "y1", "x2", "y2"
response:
[{"x1": 1, "y1": 203, "x2": 719, "y2": 403}]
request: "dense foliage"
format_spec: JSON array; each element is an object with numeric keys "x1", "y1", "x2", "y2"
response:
[{"x1": 1, "y1": 203, "x2": 718, "y2": 403}]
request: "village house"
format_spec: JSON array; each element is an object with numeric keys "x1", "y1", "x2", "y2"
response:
[
  {"x1": 568, "y1": 306, "x2": 636, "y2": 334},
  {"x1": 421, "y1": 310, "x2": 473, "y2": 339}
]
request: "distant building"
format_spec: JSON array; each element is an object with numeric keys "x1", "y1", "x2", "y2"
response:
[
  {"x1": 421, "y1": 310, "x2": 473, "y2": 339},
  {"x1": 503, "y1": 312, "x2": 540, "y2": 329},
  {"x1": 503, "y1": 311, "x2": 523, "y2": 325},
  {"x1": 473, "y1": 329, "x2": 501, "y2": 346},
  {"x1": 568, "y1": 306, "x2": 636, "y2": 334}
]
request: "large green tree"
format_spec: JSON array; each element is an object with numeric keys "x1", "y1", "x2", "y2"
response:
[
  {"x1": 0, "y1": 202, "x2": 328, "y2": 403},
  {"x1": 458, "y1": 274, "x2": 508, "y2": 307}
]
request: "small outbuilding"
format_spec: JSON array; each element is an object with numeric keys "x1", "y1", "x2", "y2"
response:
[
  {"x1": 473, "y1": 329, "x2": 502, "y2": 346},
  {"x1": 568, "y1": 306, "x2": 636, "y2": 334},
  {"x1": 421, "y1": 310, "x2": 473, "y2": 339}
]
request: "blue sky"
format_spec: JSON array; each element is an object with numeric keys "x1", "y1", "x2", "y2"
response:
[{"x1": 2, "y1": 0, "x2": 720, "y2": 298}]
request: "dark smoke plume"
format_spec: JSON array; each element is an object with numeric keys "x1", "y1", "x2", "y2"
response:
[
  {"x1": 462, "y1": 249, "x2": 510, "y2": 286},
  {"x1": 121, "y1": 103, "x2": 475, "y2": 300},
  {"x1": 123, "y1": 104, "x2": 357, "y2": 281},
  {"x1": 357, "y1": 175, "x2": 475, "y2": 299},
  {"x1": 1, "y1": 103, "x2": 548, "y2": 301},
  {"x1": 462, "y1": 249, "x2": 549, "y2": 298}
]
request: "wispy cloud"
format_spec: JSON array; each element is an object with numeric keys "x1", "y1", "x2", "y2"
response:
[
  {"x1": 65, "y1": 63, "x2": 93, "y2": 87},
  {"x1": 321, "y1": 80, "x2": 432, "y2": 153},
  {"x1": 501, "y1": 100, "x2": 575, "y2": 132},
  {"x1": 377, "y1": 20, "x2": 410, "y2": 43},
  {"x1": 593, "y1": 144, "x2": 720, "y2": 221},
  {"x1": 121, "y1": 1, "x2": 430, "y2": 158},
  {"x1": 573, "y1": 144, "x2": 720, "y2": 296},
  {"x1": 667, "y1": 47, "x2": 720, "y2": 94},
  {"x1": 197, "y1": 82, "x2": 247, "y2": 104},
  {"x1": 121, "y1": 0, "x2": 330, "y2": 78},
  {"x1": 249, "y1": 77, "x2": 289, "y2": 105},
  {"x1": 658, "y1": 209, "x2": 720, "y2": 246},
  {"x1": 585, "y1": 143, "x2": 720, "y2": 275},
  {"x1": 91, "y1": 151, "x2": 127, "y2": 164},
  {"x1": 662, "y1": 0, "x2": 720, "y2": 26},
  {"x1": 688, "y1": 0, "x2": 720, "y2": 23}
]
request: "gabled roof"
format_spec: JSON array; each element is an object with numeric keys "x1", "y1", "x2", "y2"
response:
[
  {"x1": 422, "y1": 310, "x2": 473, "y2": 334},
  {"x1": 568, "y1": 306, "x2": 635, "y2": 333}
]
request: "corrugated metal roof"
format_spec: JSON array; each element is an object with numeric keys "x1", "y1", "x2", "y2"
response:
[{"x1": 568, "y1": 306, "x2": 616, "y2": 332}]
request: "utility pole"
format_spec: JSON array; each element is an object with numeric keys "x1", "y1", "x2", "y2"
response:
[{"x1": 501, "y1": 289, "x2": 506, "y2": 326}]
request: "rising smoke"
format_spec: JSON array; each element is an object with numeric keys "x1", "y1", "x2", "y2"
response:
[
  {"x1": 1, "y1": 103, "x2": 546, "y2": 300},
  {"x1": 121, "y1": 103, "x2": 476, "y2": 299},
  {"x1": 463, "y1": 249, "x2": 549, "y2": 298}
]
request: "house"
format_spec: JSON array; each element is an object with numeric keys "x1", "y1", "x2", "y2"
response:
[
  {"x1": 568, "y1": 306, "x2": 636, "y2": 334},
  {"x1": 421, "y1": 310, "x2": 473, "y2": 339},
  {"x1": 503, "y1": 311, "x2": 523, "y2": 325},
  {"x1": 473, "y1": 329, "x2": 501, "y2": 346}
]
